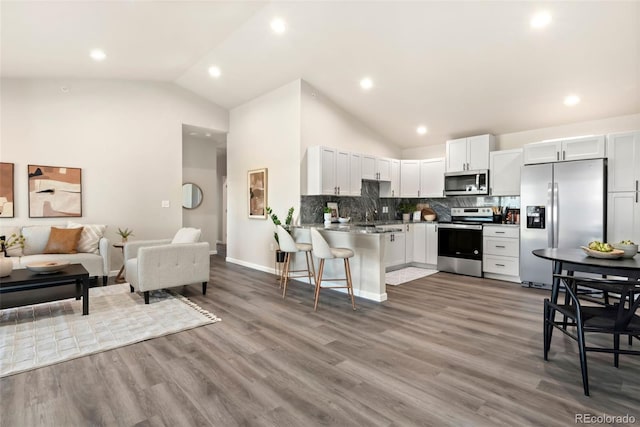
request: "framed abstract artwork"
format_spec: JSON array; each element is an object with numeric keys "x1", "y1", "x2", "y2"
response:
[
  {"x1": 28, "y1": 165, "x2": 82, "y2": 218},
  {"x1": 248, "y1": 168, "x2": 267, "y2": 219},
  {"x1": 0, "y1": 162, "x2": 14, "y2": 218}
]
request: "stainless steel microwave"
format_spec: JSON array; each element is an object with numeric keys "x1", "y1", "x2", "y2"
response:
[{"x1": 444, "y1": 169, "x2": 489, "y2": 196}]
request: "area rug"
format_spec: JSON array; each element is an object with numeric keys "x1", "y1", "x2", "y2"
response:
[
  {"x1": 386, "y1": 267, "x2": 439, "y2": 286},
  {"x1": 0, "y1": 283, "x2": 220, "y2": 378}
]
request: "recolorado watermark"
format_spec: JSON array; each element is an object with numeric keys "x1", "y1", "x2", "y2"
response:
[{"x1": 575, "y1": 413, "x2": 637, "y2": 424}]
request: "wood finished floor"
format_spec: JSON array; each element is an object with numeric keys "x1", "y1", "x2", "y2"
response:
[{"x1": 1, "y1": 255, "x2": 639, "y2": 426}]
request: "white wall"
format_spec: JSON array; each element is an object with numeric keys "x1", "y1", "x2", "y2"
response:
[
  {"x1": 182, "y1": 134, "x2": 219, "y2": 251},
  {"x1": 1, "y1": 78, "x2": 228, "y2": 270},
  {"x1": 226, "y1": 80, "x2": 301, "y2": 272},
  {"x1": 301, "y1": 80, "x2": 401, "y2": 158},
  {"x1": 401, "y1": 113, "x2": 640, "y2": 159}
]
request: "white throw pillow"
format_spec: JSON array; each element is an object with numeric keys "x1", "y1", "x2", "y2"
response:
[
  {"x1": 67, "y1": 222, "x2": 106, "y2": 254},
  {"x1": 171, "y1": 227, "x2": 201, "y2": 244},
  {"x1": 22, "y1": 226, "x2": 53, "y2": 255}
]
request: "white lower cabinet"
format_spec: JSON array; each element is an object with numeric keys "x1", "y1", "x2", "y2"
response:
[
  {"x1": 411, "y1": 223, "x2": 438, "y2": 266},
  {"x1": 382, "y1": 223, "x2": 438, "y2": 271},
  {"x1": 383, "y1": 229, "x2": 406, "y2": 268},
  {"x1": 482, "y1": 225, "x2": 520, "y2": 282}
]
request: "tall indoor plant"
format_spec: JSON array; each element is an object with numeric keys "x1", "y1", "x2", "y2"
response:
[{"x1": 266, "y1": 206, "x2": 294, "y2": 262}]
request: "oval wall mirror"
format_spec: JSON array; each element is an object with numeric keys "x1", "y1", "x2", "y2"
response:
[{"x1": 182, "y1": 183, "x2": 203, "y2": 209}]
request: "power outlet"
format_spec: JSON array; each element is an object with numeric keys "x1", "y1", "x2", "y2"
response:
[
  {"x1": 161, "y1": 200, "x2": 170, "y2": 208},
  {"x1": 382, "y1": 206, "x2": 388, "y2": 213}
]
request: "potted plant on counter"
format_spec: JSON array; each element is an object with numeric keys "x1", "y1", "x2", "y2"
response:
[
  {"x1": 266, "y1": 206, "x2": 294, "y2": 263},
  {"x1": 398, "y1": 202, "x2": 417, "y2": 222}
]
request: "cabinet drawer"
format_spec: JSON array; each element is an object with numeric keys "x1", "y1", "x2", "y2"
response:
[
  {"x1": 483, "y1": 255, "x2": 519, "y2": 276},
  {"x1": 483, "y1": 237, "x2": 519, "y2": 257},
  {"x1": 483, "y1": 226, "x2": 519, "y2": 239}
]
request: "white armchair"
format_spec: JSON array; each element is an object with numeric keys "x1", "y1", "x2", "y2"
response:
[{"x1": 123, "y1": 228, "x2": 210, "y2": 304}]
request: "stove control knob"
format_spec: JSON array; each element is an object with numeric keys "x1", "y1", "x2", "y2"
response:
[{"x1": 474, "y1": 250, "x2": 479, "y2": 255}]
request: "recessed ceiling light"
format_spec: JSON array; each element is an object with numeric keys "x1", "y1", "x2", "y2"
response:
[
  {"x1": 208, "y1": 65, "x2": 221, "y2": 78},
  {"x1": 90, "y1": 49, "x2": 106, "y2": 61},
  {"x1": 270, "y1": 17, "x2": 286, "y2": 34},
  {"x1": 416, "y1": 126, "x2": 428, "y2": 135},
  {"x1": 564, "y1": 94, "x2": 581, "y2": 106},
  {"x1": 530, "y1": 11, "x2": 552, "y2": 29},
  {"x1": 360, "y1": 77, "x2": 373, "y2": 90},
  {"x1": 205, "y1": 133, "x2": 211, "y2": 137},
  {"x1": 189, "y1": 132, "x2": 198, "y2": 136}
]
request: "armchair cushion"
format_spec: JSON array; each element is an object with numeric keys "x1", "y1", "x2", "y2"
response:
[{"x1": 171, "y1": 227, "x2": 201, "y2": 244}]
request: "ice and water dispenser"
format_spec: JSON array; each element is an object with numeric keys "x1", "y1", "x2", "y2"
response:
[{"x1": 526, "y1": 206, "x2": 546, "y2": 229}]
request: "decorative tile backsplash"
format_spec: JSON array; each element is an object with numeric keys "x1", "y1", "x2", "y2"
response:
[{"x1": 300, "y1": 181, "x2": 520, "y2": 223}]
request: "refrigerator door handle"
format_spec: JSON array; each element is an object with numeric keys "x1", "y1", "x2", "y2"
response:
[
  {"x1": 553, "y1": 182, "x2": 559, "y2": 248},
  {"x1": 547, "y1": 182, "x2": 554, "y2": 247}
]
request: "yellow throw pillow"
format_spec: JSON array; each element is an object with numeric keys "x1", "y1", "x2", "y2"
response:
[{"x1": 43, "y1": 227, "x2": 83, "y2": 254}]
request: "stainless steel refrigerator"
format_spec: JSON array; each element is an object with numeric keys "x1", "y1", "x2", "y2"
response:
[{"x1": 520, "y1": 158, "x2": 607, "y2": 287}]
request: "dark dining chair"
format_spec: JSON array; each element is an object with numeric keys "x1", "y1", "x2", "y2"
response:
[{"x1": 543, "y1": 274, "x2": 640, "y2": 396}]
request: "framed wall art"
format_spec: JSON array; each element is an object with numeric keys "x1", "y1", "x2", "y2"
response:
[
  {"x1": 28, "y1": 164, "x2": 82, "y2": 218},
  {"x1": 0, "y1": 162, "x2": 14, "y2": 218},
  {"x1": 248, "y1": 168, "x2": 267, "y2": 219}
]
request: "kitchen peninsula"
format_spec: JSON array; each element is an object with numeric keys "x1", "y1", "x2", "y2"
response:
[{"x1": 291, "y1": 223, "x2": 404, "y2": 302}]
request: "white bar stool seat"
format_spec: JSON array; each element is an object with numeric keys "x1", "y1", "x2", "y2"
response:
[
  {"x1": 276, "y1": 225, "x2": 316, "y2": 298},
  {"x1": 309, "y1": 228, "x2": 356, "y2": 311}
]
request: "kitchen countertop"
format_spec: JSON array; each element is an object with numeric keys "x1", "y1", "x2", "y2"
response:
[{"x1": 297, "y1": 220, "x2": 437, "y2": 234}]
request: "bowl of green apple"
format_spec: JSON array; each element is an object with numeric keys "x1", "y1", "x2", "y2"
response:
[{"x1": 611, "y1": 240, "x2": 638, "y2": 258}]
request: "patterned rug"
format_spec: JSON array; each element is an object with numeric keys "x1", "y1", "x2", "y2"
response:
[
  {"x1": 0, "y1": 283, "x2": 220, "y2": 378},
  {"x1": 386, "y1": 267, "x2": 439, "y2": 286}
]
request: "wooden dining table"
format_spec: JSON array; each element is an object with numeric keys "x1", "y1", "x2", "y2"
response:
[{"x1": 532, "y1": 248, "x2": 640, "y2": 306}]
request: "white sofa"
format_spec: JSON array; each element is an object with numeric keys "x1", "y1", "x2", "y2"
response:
[
  {"x1": 124, "y1": 228, "x2": 210, "y2": 303},
  {"x1": 1, "y1": 225, "x2": 111, "y2": 285}
]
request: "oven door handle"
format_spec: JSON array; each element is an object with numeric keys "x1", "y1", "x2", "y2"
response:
[{"x1": 437, "y1": 224, "x2": 483, "y2": 231}]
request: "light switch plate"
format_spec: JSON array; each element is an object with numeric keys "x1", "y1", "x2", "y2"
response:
[
  {"x1": 382, "y1": 206, "x2": 388, "y2": 213},
  {"x1": 161, "y1": 200, "x2": 170, "y2": 208}
]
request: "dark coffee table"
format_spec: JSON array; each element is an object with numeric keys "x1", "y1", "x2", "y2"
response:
[{"x1": 0, "y1": 264, "x2": 90, "y2": 315}]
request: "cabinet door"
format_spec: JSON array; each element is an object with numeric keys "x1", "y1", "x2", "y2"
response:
[
  {"x1": 377, "y1": 158, "x2": 392, "y2": 181},
  {"x1": 412, "y1": 223, "x2": 427, "y2": 263},
  {"x1": 420, "y1": 158, "x2": 445, "y2": 198},
  {"x1": 426, "y1": 223, "x2": 438, "y2": 265},
  {"x1": 400, "y1": 160, "x2": 420, "y2": 197},
  {"x1": 607, "y1": 132, "x2": 640, "y2": 193},
  {"x1": 335, "y1": 151, "x2": 350, "y2": 196},
  {"x1": 523, "y1": 140, "x2": 561, "y2": 164},
  {"x1": 390, "y1": 159, "x2": 401, "y2": 197},
  {"x1": 404, "y1": 224, "x2": 414, "y2": 264},
  {"x1": 348, "y1": 153, "x2": 362, "y2": 196},
  {"x1": 362, "y1": 155, "x2": 377, "y2": 180},
  {"x1": 489, "y1": 149, "x2": 523, "y2": 196},
  {"x1": 384, "y1": 233, "x2": 406, "y2": 268},
  {"x1": 562, "y1": 135, "x2": 605, "y2": 162},
  {"x1": 446, "y1": 138, "x2": 468, "y2": 172},
  {"x1": 608, "y1": 192, "x2": 640, "y2": 245},
  {"x1": 467, "y1": 134, "x2": 492, "y2": 170},
  {"x1": 320, "y1": 147, "x2": 337, "y2": 195}
]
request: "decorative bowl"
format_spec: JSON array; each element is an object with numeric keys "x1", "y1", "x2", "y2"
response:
[
  {"x1": 580, "y1": 246, "x2": 624, "y2": 259},
  {"x1": 25, "y1": 261, "x2": 70, "y2": 274},
  {"x1": 611, "y1": 243, "x2": 638, "y2": 258},
  {"x1": 338, "y1": 217, "x2": 351, "y2": 223},
  {"x1": 424, "y1": 214, "x2": 437, "y2": 221}
]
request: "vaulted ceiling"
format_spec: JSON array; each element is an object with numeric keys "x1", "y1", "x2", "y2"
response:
[{"x1": 2, "y1": 1, "x2": 639, "y2": 148}]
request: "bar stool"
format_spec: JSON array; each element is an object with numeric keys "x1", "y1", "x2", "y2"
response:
[
  {"x1": 276, "y1": 225, "x2": 315, "y2": 298},
  {"x1": 309, "y1": 228, "x2": 356, "y2": 311}
]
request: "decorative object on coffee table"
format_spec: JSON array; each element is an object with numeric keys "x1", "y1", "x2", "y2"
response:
[
  {"x1": 0, "y1": 258, "x2": 12, "y2": 277},
  {"x1": 28, "y1": 164, "x2": 82, "y2": 218},
  {"x1": 25, "y1": 261, "x2": 70, "y2": 273}
]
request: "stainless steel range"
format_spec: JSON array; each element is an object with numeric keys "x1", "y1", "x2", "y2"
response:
[{"x1": 437, "y1": 207, "x2": 493, "y2": 277}]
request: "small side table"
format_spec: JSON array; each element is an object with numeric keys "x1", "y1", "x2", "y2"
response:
[{"x1": 113, "y1": 242, "x2": 126, "y2": 283}]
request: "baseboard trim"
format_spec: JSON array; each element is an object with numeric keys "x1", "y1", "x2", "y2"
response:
[
  {"x1": 209, "y1": 250, "x2": 218, "y2": 255},
  {"x1": 225, "y1": 257, "x2": 276, "y2": 275}
]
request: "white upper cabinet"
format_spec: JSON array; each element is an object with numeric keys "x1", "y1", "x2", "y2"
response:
[
  {"x1": 348, "y1": 153, "x2": 362, "y2": 196},
  {"x1": 420, "y1": 158, "x2": 446, "y2": 198},
  {"x1": 389, "y1": 159, "x2": 400, "y2": 197},
  {"x1": 362, "y1": 155, "x2": 392, "y2": 181},
  {"x1": 489, "y1": 149, "x2": 523, "y2": 196},
  {"x1": 306, "y1": 146, "x2": 358, "y2": 196},
  {"x1": 607, "y1": 131, "x2": 640, "y2": 193},
  {"x1": 445, "y1": 134, "x2": 495, "y2": 172},
  {"x1": 523, "y1": 135, "x2": 605, "y2": 165},
  {"x1": 400, "y1": 160, "x2": 420, "y2": 197}
]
